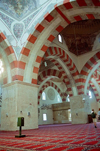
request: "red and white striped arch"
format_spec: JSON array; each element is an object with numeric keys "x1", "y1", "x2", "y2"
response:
[
  {"x1": 88, "y1": 80, "x2": 100, "y2": 102},
  {"x1": 17, "y1": 1, "x2": 100, "y2": 88},
  {"x1": 38, "y1": 81, "x2": 68, "y2": 104},
  {"x1": 44, "y1": 47, "x2": 78, "y2": 76},
  {"x1": 43, "y1": 47, "x2": 79, "y2": 93},
  {"x1": 81, "y1": 52, "x2": 100, "y2": 94},
  {"x1": 40, "y1": 57, "x2": 72, "y2": 85},
  {"x1": 38, "y1": 81, "x2": 62, "y2": 104},
  {"x1": 0, "y1": 32, "x2": 17, "y2": 84},
  {"x1": 88, "y1": 69, "x2": 100, "y2": 101},
  {"x1": 38, "y1": 69, "x2": 65, "y2": 84},
  {"x1": 38, "y1": 69, "x2": 73, "y2": 96},
  {"x1": 92, "y1": 68, "x2": 100, "y2": 84}
]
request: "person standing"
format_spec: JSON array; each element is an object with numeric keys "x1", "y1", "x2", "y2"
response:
[
  {"x1": 98, "y1": 108, "x2": 100, "y2": 121},
  {"x1": 91, "y1": 109, "x2": 97, "y2": 128}
]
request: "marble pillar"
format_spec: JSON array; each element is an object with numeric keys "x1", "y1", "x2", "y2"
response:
[
  {"x1": 70, "y1": 95, "x2": 91, "y2": 124},
  {"x1": 1, "y1": 81, "x2": 39, "y2": 131}
]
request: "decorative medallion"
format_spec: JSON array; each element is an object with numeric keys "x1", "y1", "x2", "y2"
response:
[
  {"x1": 13, "y1": 23, "x2": 24, "y2": 38},
  {"x1": 47, "y1": 88, "x2": 55, "y2": 100}
]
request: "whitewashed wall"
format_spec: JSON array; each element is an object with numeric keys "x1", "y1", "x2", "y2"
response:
[{"x1": 38, "y1": 86, "x2": 62, "y2": 125}]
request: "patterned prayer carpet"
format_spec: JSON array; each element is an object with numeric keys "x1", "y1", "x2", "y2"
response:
[{"x1": 0, "y1": 123, "x2": 100, "y2": 151}]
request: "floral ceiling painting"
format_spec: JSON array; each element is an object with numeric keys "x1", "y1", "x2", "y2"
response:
[{"x1": 0, "y1": 0, "x2": 37, "y2": 19}]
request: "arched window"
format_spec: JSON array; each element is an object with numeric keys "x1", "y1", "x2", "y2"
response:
[
  {"x1": 67, "y1": 94, "x2": 70, "y2": 102},
  {"x1": 43, "y1": 113, "x2": 47, "y2": 121},
  {"x1": 58, "y1": 34, "x2": 63, "y2": 43},
  {"x1": 89, "y1": 91, "x2": 92, "y2": 98},
  {"x1": 57, "y1": 95, "x2": 60, "y2": 102},
  {"x1": 42, "y1": 92, "x2": 46, "y2": 100}
]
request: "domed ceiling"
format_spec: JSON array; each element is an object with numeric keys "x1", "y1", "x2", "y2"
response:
[{"x1": 61, "y1": 19, "x2": 100, "y2": 56}]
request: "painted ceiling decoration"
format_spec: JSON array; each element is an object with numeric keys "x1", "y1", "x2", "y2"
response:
[
  {"x1": 0, "y1": 0, "x2": 36, "y2": 18},
  {"x1": 61, "y1": 19, "x2": 100, "y2": 56},
  {"x1": 47, "y1": 88, "x2": 55, "y2": 100},
  {"x1": 13, "y1": 22, "x2": 24, "y2": 39},
  {"x1": 0, "y1": 0, "x2": 50, "y2": 58}
]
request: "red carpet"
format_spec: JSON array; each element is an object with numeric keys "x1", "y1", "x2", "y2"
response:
[{"x1": 0, "y1": 123, "x2": 100, "y2": 150}]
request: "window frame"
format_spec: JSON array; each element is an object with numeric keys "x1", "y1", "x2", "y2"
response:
[
  {"x1": 42, "y1": 91, "x2": 46, "y2": 101},
  {"x1": 58, "y1": 34, "x2": 63, "y2": 43},
  {"x1": 43, "y1": 113, "x2": 47, "y2": 121}
]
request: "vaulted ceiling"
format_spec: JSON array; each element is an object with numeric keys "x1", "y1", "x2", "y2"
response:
[{"x1": 0, "y1": 0, "x2": 100, "y2": 103}]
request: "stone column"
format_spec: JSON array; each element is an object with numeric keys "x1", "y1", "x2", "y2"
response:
[
  {"x1": 1, "y1": 81, "x2": 39, "y2": 131},
  {"x1": 70, "y1": 95, "x2": 91, "y2": 124}
]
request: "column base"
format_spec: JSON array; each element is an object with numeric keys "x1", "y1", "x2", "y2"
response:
[{"x1": 15, "y1": 135, "x2": 26, "y2": 138}]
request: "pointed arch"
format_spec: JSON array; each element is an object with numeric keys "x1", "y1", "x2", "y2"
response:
[
  {"x1": 38, "y1": 81, "x2": 68, "y2": 104},
  {"x1": 43, "y1": 46, "x2": 78, "y2": 94},
  {"x1": 88, "y1": 80, "x2": 100, "y2": 102},
  {"x1": 0, "y1": 32, "x2": 17, "y2": 84},
  {"x1": 81, "y1": 52, "x2": 100, "y2": 94},
  {"x1": 17, "y1": 1, "x2": 100, "y2": 86}
]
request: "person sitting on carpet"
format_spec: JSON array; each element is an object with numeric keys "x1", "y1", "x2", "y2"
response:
[
  {"x1": 98, "y1": 108, "x2": 100, "y2": 121},
  {"x1": 91, "y1": 109, "x2": 97, "y2": 128}
]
